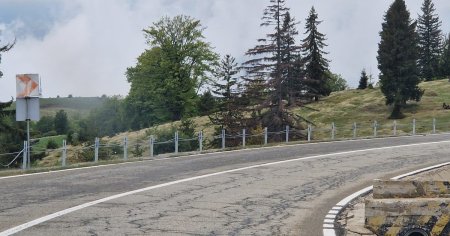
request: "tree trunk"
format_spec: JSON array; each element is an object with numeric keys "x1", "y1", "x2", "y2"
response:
[{"x1": 389, "y1": 103, "x2": 404, "y2": 119}]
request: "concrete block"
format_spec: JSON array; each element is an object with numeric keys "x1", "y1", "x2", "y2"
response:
[
  {"x1": 365, "y1": 198, "x2": 450, "y2": 236},
  {"x1": 373, "y1": 180, "x2": 450, "y2": 199}
]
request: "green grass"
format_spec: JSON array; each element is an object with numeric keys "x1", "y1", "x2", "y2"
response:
[
  {"x1": 297, "y1": 79, "x2": 450, "y2": 139},
  {"x1": 28, "y1": 79, "x2": 450, "y2": 168},
  {"x1": 33, "y1": 135, "x2": 67, "y2": 151}
]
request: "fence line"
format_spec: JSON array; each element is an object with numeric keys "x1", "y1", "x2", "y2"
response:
[{"x1": 2, "y1": 117, "x2": 450, "y2": 170}]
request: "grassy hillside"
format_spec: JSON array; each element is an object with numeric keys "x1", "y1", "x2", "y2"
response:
[
  {"x1": 35, "y1": 80, "x2": 450, "y2": 167},
  {"x1": 297, "y1": 79, "x2": 450, "y2": 138}
]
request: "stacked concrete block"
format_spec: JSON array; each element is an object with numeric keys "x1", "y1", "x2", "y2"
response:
[{"x1": 365, "y1": 180, "x2": 450, "y2": 236}]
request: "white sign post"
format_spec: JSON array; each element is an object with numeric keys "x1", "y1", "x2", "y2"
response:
[{"x1": 16, "y1": 74, "x2": 41, "y2": 169}]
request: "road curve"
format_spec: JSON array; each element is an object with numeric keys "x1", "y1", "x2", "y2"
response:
[{"x1": 1, "y1": 134, "x2": 450, "y2": 235}]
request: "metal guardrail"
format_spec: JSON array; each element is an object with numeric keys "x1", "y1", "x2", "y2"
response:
[{"x1": 1, "y1": 118, "x2": 447, "y2": 170}]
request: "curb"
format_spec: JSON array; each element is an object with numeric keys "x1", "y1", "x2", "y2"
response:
[{"x1": 322, "y1": 161, "x2": 450, "y2": 236}]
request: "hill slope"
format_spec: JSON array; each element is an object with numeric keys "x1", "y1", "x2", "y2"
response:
[{"x1": 297, "y1": 79, "x2": 450, "y2": 138}]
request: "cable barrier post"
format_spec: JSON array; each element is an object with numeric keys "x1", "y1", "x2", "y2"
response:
[
  {"x1": 149, "y1": 136, "x2": 154, "y2": 157},
  {"x1": 242, "y1": 129, "x2": 246, "y2": 148},
  {"x1": 174, "y1": 131, "x2": 179, "y2": 154},
  {"x1": 124, "y1": 137, "x2": 128, "y2": 160},
  {"x1": 331, "y1": 122, "x2": 335, "y2": 140},
  {"x1": 307, "y1": 125, "x2": 311, "y2": 142},
  {"x1": 393, "y1": 120, "x2": 397, "y2": 136},
  {"x1": 373, "y1": 121, "x2": 378, "y2": 137},
  {"x1": 221, "y1": 129, "x2": 225, "y2": 150},
  {"x1": 264, "y1": 127, "x2": 268, "y2": 145},
  {"x1": 198, "y1": 131, "x2": 203, "y2": 152},
  {"x1": 94, "y1": 137, "x2": 99, "y2": 163},
  {"x1": 22, "y1": 141, "x2": 27, "y2": 170},
  {"x1": 286, "y1": 125, "x2": 289, "y2": 143},
  {"x1": 62, "y1": 140, "x2": 67, "y2": 167},
  {"x1": 433, "y1": 118, "x2": 436, "y2": 134}
]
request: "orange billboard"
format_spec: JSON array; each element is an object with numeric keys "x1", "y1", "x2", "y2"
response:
[{"x1": 16, "y1": 74, "x2": 40, "y2": 98}]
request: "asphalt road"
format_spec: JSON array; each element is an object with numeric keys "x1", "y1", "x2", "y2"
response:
[{"x1": 1, "y1": 134, "x2": 450, "y2": 236}]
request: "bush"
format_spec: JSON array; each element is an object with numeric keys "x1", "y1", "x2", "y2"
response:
[{"x1": 46, "y1": 139, "x2": 59, "y2": 149}]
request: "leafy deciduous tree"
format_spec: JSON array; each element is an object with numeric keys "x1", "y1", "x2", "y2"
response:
[{"x1": 142, "y1": 15, "x2": 218, "y2": 121}]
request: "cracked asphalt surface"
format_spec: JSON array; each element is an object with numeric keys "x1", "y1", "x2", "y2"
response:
[{"x1": 2, "y1": 134, "x2": 450, "y2": 236}]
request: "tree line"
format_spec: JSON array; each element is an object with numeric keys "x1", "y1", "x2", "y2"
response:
[{"x1": 1, "y1": 0, "x2": 450, "y2": 166}]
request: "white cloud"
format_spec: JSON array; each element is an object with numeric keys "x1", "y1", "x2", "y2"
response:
[{"x1": 0, "y1": 0, "x2": 449, "y2": 101}]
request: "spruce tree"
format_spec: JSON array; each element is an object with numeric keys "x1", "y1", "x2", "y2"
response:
[
  {"x1": 358, "y1": 69, "x2": 369, "y2": 90},
  {"x1": 280, "y1": 12, "x2": 303, "y2": 105},
  {"x1": 378, "y1": 0, "x2": 423, "y2": 119},
  {"x1": 243, "y1": 0, "x2": 303, "y2": 131},
  {"x1": 417, "y1": 0, "x2": 442, "y2": 81},
  {"x1": 302, "y1": 7, "x2": 330, "y2": 101},
  {"x1": 441, "y1": 33, "x2": 450, "y2": 78},
  {"x1": 209, "y1": 55, "x2": 243, "y2": 134}
]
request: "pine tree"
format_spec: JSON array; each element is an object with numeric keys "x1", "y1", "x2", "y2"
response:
[
  {"x1": 243, "y1": 0, "x2": 304, "y2": 132},
  {"x1": 302, "y1": 6, "x2": 330, "y2": 101},
  {"x1": 358, "y1": 69, "x2": 369, "y2": 90},
  {"x1": 417, "y1": 0, "x2": 443, "y2": 81},
  {"x1": 209, "y1": 55, "x2": 243, "y2": 134},
  {"x1": 441, "y1": 33, "x2": 450, "y2": 78},
  {"x1": 378, "y1": 0, "x2": 423, "y2": 119},
  {"x1": 280, "y1": 12, "x2": 303, "y2": 105}
]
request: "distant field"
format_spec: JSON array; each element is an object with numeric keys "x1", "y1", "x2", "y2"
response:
[{"x1": 9, "y1": 97, "x2": 107, "y2": 118}]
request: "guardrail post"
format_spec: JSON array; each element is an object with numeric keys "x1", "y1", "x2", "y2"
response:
[
  {"x1": 331, "y1": 122, "x2": 335, "y2": 140},
  {"x1": 174, "y1": 131, "x2": 179, "y2": 154},
  {"x1": 22, "y1": 141, "x2": 27, "y2": 170},
  {"x1": 353, "y1": 122, "x2": 357, "y2": 139},
  {"x1": 221, "y1": 129, "x2": 225, "y2": 150},
  {"x1": 307, "y1": 125, "x2": 311, "y2": 142},
  {"x1": 433, "y1": 118, "x2": 436, "y2": 134},
  {"x1": 198, "y1": 131, "x2": 203, "y2": 152},
  {"x1": 242, "y1": 129, "x2": 246, "y2": 147},
  {"x1": 62, "y1": 140, "x2": 67, "y2": 167},
  {"x1": 286, "y1": 125, "x2": 290, "y2": 143},
  {"x1": 123, "y1": 137, "x2": 128, "y2": 160},
  {"x1": 149, "y1": 136, "x2": 154, "y2": 157},
  {"x1": 393, "y1": 120, "x2": 397, "y2": 136},
  {"x1": 94, "y1": 137, "x2": 99, "y2": 163},
  {"x1": 264, "y1": 127, "x2": 268, "y2": 145},
  {"x1": 373, "y1": 121, "x2": 378, "y2": 137}
]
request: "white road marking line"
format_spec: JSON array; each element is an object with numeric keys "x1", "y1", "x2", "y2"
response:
[
  {"x1": 325, "y1": 214, "x2": 337, "y2": 219},
  {"x1": 324, "y1": 219, "x2": 335, "y2": 224},
  {"x1": 322, "y1": 161, "x2": 450, "y2": 236},
  {"x1": 2, "y1": 140, "x2": 450, "y2": 235},
  {"x1": 323, "y1": 224, "x2": 334, "y2": 228},
  {"x1": 1, "y1": 134, "x2": 445, "y2": 180},
  {"x1": 328, "y1": 210, "x2": 339, "y2": 214}
]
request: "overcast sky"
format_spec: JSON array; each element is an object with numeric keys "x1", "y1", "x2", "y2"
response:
[{"x1": 0, "y1": 0, "x2": 449, "y2": 101}]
